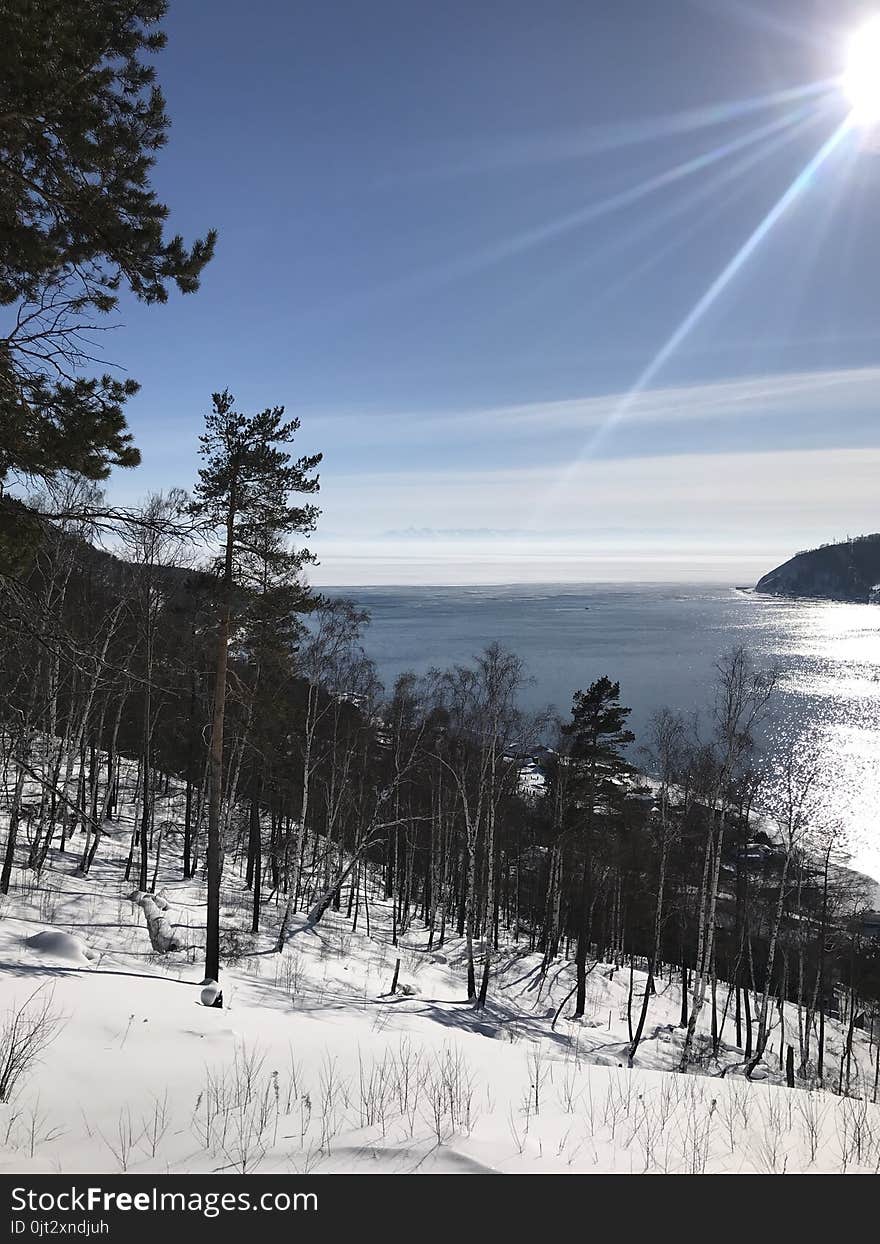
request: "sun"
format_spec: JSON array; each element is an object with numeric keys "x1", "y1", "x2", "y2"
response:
[{"x1": 843, "y1": 16, "x2": 880, "y2": 123}]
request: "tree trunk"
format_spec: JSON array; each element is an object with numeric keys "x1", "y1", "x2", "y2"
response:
[
  {"x1": 205, "y1": 488, "x2": 236, "y2": 984},
  {"x1": 251, "y1": 809, "x2": 262, "y2": 936},
  {"x1": 0, "y1": 736, "x2": 29, "y2": 894},
  {"x1": 573, "y1": 851, "x2": 592, "y2": 1018},
  {"x1": 465, "y1": 835, "x2": 477, "y2": 1000}
]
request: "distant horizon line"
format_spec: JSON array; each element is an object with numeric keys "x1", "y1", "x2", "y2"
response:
[{"x1": 312, "y1": 579, "x2": 759, "y2": 590}]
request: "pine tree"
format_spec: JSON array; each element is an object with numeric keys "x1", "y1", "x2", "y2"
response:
[
  {"x1": 240, "y1": 525, "x2": 315, "y2": 935},
  {"x1": 563, "y1": 676, "x2": 634, "y2": 1017},
  {"x1": 191, "y1": 390, "x2": 320, "y2": 984},
  {"x1": 0, "y1": 1, "x2": 216, "y2": 512}
]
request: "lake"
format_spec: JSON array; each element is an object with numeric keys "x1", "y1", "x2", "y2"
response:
[{"x1": 325, "y1": 583, "x2": 880, "y2": 880}]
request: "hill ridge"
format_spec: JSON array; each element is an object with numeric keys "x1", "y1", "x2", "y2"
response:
[{"x1": 755, "y1": 534, "x2": 880, "y2": 603}]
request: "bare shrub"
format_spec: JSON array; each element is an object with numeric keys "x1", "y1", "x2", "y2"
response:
[
  {"x1": 389, "y1": 1036, "x2": 427, "y2": 1137},
  {"x1": 0, "y1": 988, "x2": 65, "y2": 1103},
  {"x1": 556, "y1": 1061, "x2": 581, "y2": 1113},
  {"x1": 679, "y1": 1083, "x2": 715, "y2": 1174},
  {"x1": 218, "y1": 927, "x2": 257, "y2": 965},
  {"x1": 279, "y1": 951, "x2": 305, "y2": 1001},
  {"x1": 317, "y1": 1055, "x2": 349, "y2": 1153},
  {"x1": 632, "y1": 1091, "x2": 663, "y2": 1172},
  {"x1": 2, "y1": 1091, "x2": 25, "y2": 1146},
  {"x1": 99, "y1": 1106, "x2": 141, "y2": 1172},
  {"x1": 796, "y1": 1090, "x2": 827, "y2": 1165},
  {"x1": 526, "y1": 1046, "x2": 548, "y2": 1115},
  {"x1": 22, "y1": 1095, "x2": 67, "y2": 1159},
  {"x1": 507, "y1": 1105, "x2": 528, "y2": 1155},
  {"x1": 357, "y1": 1048, "x2": 392, "y2": 1132},
  {"x1": 38, "y1": 885, "x2": 59, "y2": 924},
  {"x1": 422, "y1": 1046, "x2": 477, "y2": 1143},
  {"x1": 139, "y1": 1091, "x2": 170, "y2": 1159},
  {"x1": 191, "y1": 1042, "x2": 283, "y2": 1174},
  {"x1": 754, "y1": 1095, "x2": 788, "y2": 1175}
]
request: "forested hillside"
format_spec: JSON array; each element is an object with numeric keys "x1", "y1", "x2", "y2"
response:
[
  {"x1": 2, "y1": 491, "x2": 879, "y2": 1090},
  {"x1": 756, "y1": 534, "x2": 880, "y2": 603}
]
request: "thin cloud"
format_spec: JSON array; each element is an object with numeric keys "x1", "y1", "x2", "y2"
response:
[
  {"x1": 314, "y1": 366, "x2": 880, "y2": 447},
  {"x1": 315, "y1": 446, "x2": 880, "y2": 582}
]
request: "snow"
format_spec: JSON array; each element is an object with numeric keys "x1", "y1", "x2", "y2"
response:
[
  {"x1": 23, "y1": 930, "x2": 96, "y2": 965},
  {"x1": 129, "y1": 890, "x2": 182, "y2": 953},
  {"x1": 1, "y1": 753, "x2": 879, "y2": 1175}
]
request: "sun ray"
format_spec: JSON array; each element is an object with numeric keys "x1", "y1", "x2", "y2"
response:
[
  {"x1": 537, "y1": 114, "x2": 855, "y2": 509},
  {"x1": 381, "y1": 79, "x2": 836, "y2": 185},
  {"x1": 318, "y1": 102, "x2": 836, "y2": 325},
  {"x1": 497, "y1": 101, "x2": 833, "y2": 331}
]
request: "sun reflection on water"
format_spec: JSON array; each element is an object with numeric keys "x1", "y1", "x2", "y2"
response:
[{"x1": 751, "y1": 597, "x2": 880, "y2": 885}]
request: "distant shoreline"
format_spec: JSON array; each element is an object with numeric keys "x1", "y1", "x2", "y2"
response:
[{"x1": 318, "y1": 579, "x2": 746, "y2": 592}]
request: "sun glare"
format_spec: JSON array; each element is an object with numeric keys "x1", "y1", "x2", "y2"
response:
[{"x1": 843, "y1": 15, "x2": 880, "y2": 122}]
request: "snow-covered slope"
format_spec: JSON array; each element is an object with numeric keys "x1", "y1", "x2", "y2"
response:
[{"x1": 1, "y1": 762, "x2": 879, "y2": 1175}]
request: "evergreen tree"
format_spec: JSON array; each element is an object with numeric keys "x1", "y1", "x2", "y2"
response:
[
  {"x1": 239, "y1": 525, "x2": 315, "y2": 935},
  {"x1": 563, "y1": 676, "x2": 634, "y2": 1017},
  {"x1": 190, "y1": 390, "x2": 320, "y2": 984},
  {"x1": 0, "y1": 1, "x2": 216, "y2": 512}
]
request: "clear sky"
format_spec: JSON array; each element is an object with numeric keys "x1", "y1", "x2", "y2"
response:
[{"x1": 103, "y1": 0, "x2": 880, "y2": 584}]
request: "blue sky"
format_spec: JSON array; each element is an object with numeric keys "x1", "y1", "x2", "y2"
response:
[{"x1": 102, "y1": 0, "x2": 880, "y2": 583}]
